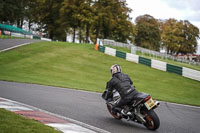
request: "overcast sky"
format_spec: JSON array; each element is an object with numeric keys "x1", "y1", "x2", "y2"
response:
[
  {"x1": 126, "y1": 0, "x2": 200, "y2": 54},
  {"x1": 126, "y1": 0, "x2": 200, "y2": 28}
]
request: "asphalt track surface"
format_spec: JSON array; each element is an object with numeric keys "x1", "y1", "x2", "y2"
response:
[
  {"x1": 0, "y1": 81, "x2": 199, "y2": 133},
  {"x1": 0, "y1": 39, "x2": 200, "y2": 133},
  {"x1": 0, "y1": 38, "x2": 41, "y2": 51}
]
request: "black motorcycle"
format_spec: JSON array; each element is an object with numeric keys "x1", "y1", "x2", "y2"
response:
[{"x1": 102, "y1": 89, "x2": 160, "y2": 131}]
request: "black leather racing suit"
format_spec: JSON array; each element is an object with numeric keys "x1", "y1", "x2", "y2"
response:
[{"x1": 106, "y1": 72, "x2": 138, "y2": 112}]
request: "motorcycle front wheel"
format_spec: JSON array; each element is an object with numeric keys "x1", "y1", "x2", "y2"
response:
[
  {"x1": 107, "y1": 104, "x2": 122, "y2": 120},
  {"x1": 143, "y1": 110, "x2": 160, "y2": 130}
]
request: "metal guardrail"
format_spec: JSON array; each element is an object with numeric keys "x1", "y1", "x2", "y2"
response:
[
  {"x1": 98, "y1": 45, "x2": 200, "y2": 81},
  {"x1": 98, "y1": 39, "x2": 200, "y2": 66}
]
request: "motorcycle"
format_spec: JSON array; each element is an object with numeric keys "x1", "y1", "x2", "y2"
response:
[{"x1": 102, "y1": 89, "x2": 160, "y2": 131}]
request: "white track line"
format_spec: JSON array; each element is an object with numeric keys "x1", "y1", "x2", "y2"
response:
[
  {"x1": 0, "y1": 42, "x2": 30, "y2": 52},
  {"x1": 0, "y1": 97, "x2": 110, "y2": 133},
  {"x1": 161, "y1": 101, "x2": 200, "y2": 109}
]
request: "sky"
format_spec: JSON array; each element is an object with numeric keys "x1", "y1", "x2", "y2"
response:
[{"x1": 126, "y1": 0, "x2": 200, "y2": 54}]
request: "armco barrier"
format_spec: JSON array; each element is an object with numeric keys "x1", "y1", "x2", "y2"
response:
[
  {"x1": 11, "y1": 32, "x2": 24, "y2": 38},
  {"x1": 167, "y1": 64, "x2": 182, "y2": 75},
  {"x1": 98, "y1": 45, "x2": 105, "y2": 53},
  {"x1": 97, "y1": 45, "x2": 200, "y2": 81},
  {"x1": 25, "y1": 35, "x2": 33, "y2": 39},
  {"x1": 139, "y1": 57, "x2": 151, "y2": 67},
  {"x1": 126, "y1": 53, "x2": 139, "y2": 63},
  {"x1": 41, "y1": 38, "x2": 52, "y2": 41},
  {"x1": 105, "y1": 47, "x2": 116, "y2": 56},
  {"x1": 151, "y1": 59, "x2": 166, "y2": 71},
  {"x1": 33, "y1": 35, "x2": 41, "y2": 40},
  {"x1": 183, "y1": 67, "x2": 200, "y2": 81},
  {"x1": 116, "y1": 50, "x2": 126, "y2": 59}
]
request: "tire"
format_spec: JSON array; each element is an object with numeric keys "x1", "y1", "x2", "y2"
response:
[
  {"x1": 143, "y1": 110, "x2": 160, "y2": 130},
  {"x1": 107, "y1": 104, "x2": 122, "y2": 120}
]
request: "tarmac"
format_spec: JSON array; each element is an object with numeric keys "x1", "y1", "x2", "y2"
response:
[{"x1": 0, "y1": 97, "x2": 98, "y2": 133}]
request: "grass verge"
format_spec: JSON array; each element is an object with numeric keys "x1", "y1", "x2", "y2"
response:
[
  {"x1": 0, "y1": 41, "x2": 199, "y2": 106},
  {"x1": 0, "y1": 35, "x2": 24, "y2": 39},
  {"x1": 0, "y1": 108, "x2": 61, "y2": 133}
]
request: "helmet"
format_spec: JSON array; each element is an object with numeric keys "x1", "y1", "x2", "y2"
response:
[{"x1": 110, "y1": 64, "x2": 121, "y2": 75}]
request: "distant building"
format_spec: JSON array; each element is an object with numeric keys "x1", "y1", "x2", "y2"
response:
[{"x1": 176, "y1": 54, "x2": 200, "y2": 62}]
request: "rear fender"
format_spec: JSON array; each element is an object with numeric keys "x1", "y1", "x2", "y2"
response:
[{"x1": 135, "y1": 93, "x2": 150, "y2": 100}]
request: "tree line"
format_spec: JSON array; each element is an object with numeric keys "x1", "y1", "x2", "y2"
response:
[{"x1": 0, "y1": 0, "x2": 199, "y2": 54}]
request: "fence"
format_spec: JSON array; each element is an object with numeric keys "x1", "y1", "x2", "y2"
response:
[
  {"x1": 0, "y1": 24, "x2": 52, "y2": 41},
  {"x1": 98, "y1": 45, "x2": 200, "y2": 81},
  {"x1": 98, "y1": 39, "x2": 200, "y2": 66}
]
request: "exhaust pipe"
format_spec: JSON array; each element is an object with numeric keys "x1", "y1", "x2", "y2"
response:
[{"x1": 155, "y1": 101, "x2": 160, "y2": 106}]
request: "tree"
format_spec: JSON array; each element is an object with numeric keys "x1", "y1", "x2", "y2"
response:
[
  {"x1": 111, "y1": 0, "x2": 134, "y2": 43},
  {"x1": 135, "y1": 14, "x2": 161, "y2": 51},
  {"x1": 60, "y1": 0, "x2": 89, "y2": 42},
  {"x1": 161, "y1": 19, "x2": 199, "y2": 54},
  {"x1": 0, "y1": 0, "x2": 135, "y2": 43},
  {"x1": 90, "y1": 0, "x2": 133, "y2": 43},
  {"x1": 178, "y1": 20, "x2": 199, "y2": 54},
  {"x1": 34, "y1": 0, "x2": 64, "y2": 40},
  {"x1": 78, "y1": 0, "x2": 94, "y2": 43},
  {"x1": 0, "y1": 0, "x2": 28, "y2": 27},
  {"x1": 0, "y1": 0, "x2": 4, "y2": 23},
  {"x1": 25, "y1": 0, "x2": 39, "y2": 30},
  {"x1": 161, "y1": 19, "x2": 181, "y2": 54}
]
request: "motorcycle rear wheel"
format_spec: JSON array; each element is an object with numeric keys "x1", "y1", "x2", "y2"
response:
[
  {"x1": 143, "y1": 110, "x2": 160, "y2": 130},
  {"x1": 107, "y1": 104, "x2": 122, "y2": 120}
]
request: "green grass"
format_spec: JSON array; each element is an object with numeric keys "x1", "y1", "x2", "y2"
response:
[
  {"x1": 105, "y1": 45, "x2": 200, "y2": 71},
  {"x1": 0, "y1": 41, "x2": 199, "y2": 106},
  {"x1": 105, "y1": 45, "x2": 131, "y2": 53},
  {"x1": 0, "y1": 35, "x2": 24, "y2": 39},
  {"x1": 0, "y1": 108, "x2": 61, "y2": 133}
]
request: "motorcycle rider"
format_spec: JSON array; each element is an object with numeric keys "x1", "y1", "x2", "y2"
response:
[{"x1": 105, "y1": 64, "x2": 139, "y2": 115}]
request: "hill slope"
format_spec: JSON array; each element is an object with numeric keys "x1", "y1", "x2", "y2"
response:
[{"x1": 0, "y1": 41, "x2": 199, "y2": 106}]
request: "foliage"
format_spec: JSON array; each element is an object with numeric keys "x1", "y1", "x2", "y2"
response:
[
  {"x1": 160, "y1": 19, "x2": 199, "y2": 54},
  {"x1": 60, "y1": 0, "x2": 92, "y2": 42},
  {"x1": 179, "y1": 20, "x2": 199, "y2": 54},
  {"x1": 0, "y1": 0, "x2": 199, "y2": 54},
  {"x1": 0, "y1": 0, "x2": 134, "y2": 42},
  {"x1": 135, "y1": 14, "x2": 161, "y2": 51},
  {"x1": 0, "y1": 0, "x2": 28, "y2": 28},
  {"x1": 0, "y1": 108, "x2": 61, "y2": 133},
  {"x1": 35, "y1": 0, "x2": 64, "y2": 40}
]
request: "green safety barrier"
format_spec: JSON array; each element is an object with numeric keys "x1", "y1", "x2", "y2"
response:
[
  {"x1": 96, "y1": 45, "x2": 200, "y2": 81},
  {"x1": 98, "y1": 45, "x2": 105, "y2": 53},
  {"x1": 33, "y1": 35, "x2": 41, "y2": 40},
  {"x1": 139, "y1": 56, "x2": 151, "y2": 67},
  {"x1": 167, "y1": 64, "x2": 182, "y2": 75},
  {"x1": 0, "y1": 24, "x2": 32, "y2": 35},
  {"x1": 116, "y1": 50, "x2": 126, "y2": 59}
]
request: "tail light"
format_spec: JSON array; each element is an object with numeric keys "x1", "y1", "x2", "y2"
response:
[{"x1": 144, "y1": 95, "x2": 151, "y2": 102}]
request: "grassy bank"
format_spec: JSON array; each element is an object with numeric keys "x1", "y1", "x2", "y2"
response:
[
  {"x1": 0, "y1": 41, "x2": 199, "y2": 106},
  {"x1": 0, "y1": 109, "x2": 61, "y2": 133},
  {"x1": 0, "y1": 35, "x2": 24, "y2": 39}
]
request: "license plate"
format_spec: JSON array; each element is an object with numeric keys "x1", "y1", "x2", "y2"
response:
[{"x1": 144, "y1": 98, "x2": 156, "y2": 110}]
